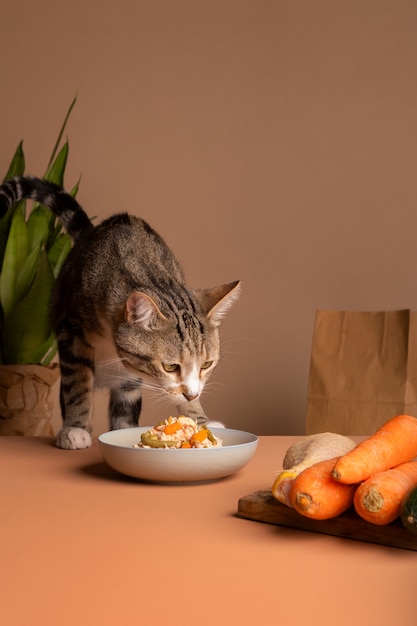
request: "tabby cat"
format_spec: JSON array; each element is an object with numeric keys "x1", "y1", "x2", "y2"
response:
[{"x1": 0, "y1": 176, "x2": 240, "y2": 449}]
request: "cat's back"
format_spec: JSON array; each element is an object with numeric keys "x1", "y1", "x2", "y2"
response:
[
  {"x1": 67, "y1": 212, "x2": 180, "y2": 270},
  {"x1": 87, "y1": 212, "x2": 167, "y2": 252},
  {"x1": 53, "y1": 212, "x2": 186, "y2": 312}
]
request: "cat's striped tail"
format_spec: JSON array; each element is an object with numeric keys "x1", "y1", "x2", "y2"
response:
[{"x1": 0, "y1": 176, "x2": 92, "y2": 240}]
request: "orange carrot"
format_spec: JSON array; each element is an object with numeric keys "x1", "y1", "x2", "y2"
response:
[
  {"x1": 164, "y1": 421, "x2": 183, "y2": 435},
  {"x1": 332, "y1": 414, "x2": 417, "y2": 484},
  {"x1": 354, "y1": 461, "x2": 417, "y2": 525},
  {"x1": 191, "y1": 429, "x2": 209, "y2": 444},
  {"x1": 180, "y1": 441, "x2": 192, "y2": 449},
  {"x1": 289, "y1": 457, "x2": 356, "y2": 520}
]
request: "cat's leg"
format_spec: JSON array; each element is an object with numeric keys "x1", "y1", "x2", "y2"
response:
[
  {"x1": 55, "y1": 328, "x2": 95, "y2": 450},
  {"x1": 109, "y1": 379, "x2": 143, "y2": 430}
]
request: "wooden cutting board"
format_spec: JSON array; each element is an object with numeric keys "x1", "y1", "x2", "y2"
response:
[{"x1": 237, "y1": 490, "x2": 417, "y2": 551}]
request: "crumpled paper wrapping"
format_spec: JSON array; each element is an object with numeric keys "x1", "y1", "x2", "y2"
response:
[{"x1": 0, "y1": 364, "x2": 59, "y2": 436}]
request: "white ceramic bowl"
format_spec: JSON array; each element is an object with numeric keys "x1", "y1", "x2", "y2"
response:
[{"x1": 98, "y1": 426, "x2": 258, "y2": 483}]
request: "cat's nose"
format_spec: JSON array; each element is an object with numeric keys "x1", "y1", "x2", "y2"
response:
[{"x1": 183, "y1": 392, "x2": 199, "y2": 402}]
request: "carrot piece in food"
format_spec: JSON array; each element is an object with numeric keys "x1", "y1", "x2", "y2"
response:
[
  {"x1": 164, "y1": 421, "x2": 183, "y2": 435},
  {"x1": 353, "y1": 461, "x2": 417, "y2": 525},
  {"x1": 289, "y1": 457, "x2": 357, "y2": 520},
  {"x1": 191, "y1": 429, "x2": 209, "y2": 444},
  {"x1": 332, "y1": 414, "x2": 417, "y2": 485}
]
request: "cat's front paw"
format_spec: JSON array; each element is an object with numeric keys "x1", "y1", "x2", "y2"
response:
[{"x1": 56, "y1": 427, "x2": 92, "y2": 450}]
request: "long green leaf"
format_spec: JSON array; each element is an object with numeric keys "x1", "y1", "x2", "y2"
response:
[
  {"x1": 0, "y1": 212, "x2": 13, "y2": 272},
  {"x1": 37, "y1": 332, "x2": 58, "y2": 366},
  {"x1": 0, "y1": 212, "x2": 29, "y2": 317},
  {"x1": 27, "y1": 206, "x2": 50, "y2": 251},
  {"x1": 14, "y1": 244, "x2": 41, "y2": 304},
  {"x1": 70, "y1": 175, "x2": 81, "y2": 198},
  {"x1": 0, "y1": 200, "x2": 26, "y2": 281},
  {"x1": 3, "y1": 140, "x2": 25, "y2": 181},
  {"x1": 44, "y1": 141, "x2": 69, "y2": 187},
  {"x1": 46, "y1": 95, "x2": 77, "y2": 171},
  {"x1": 2, "y1": 250, "x2": 55, "y2": 363},
  {"x1": 0, "y1": 139, "x2": 27, "y2": 261},
  {"x1": 47, "y1": 232, "x2": 72, "y2": 278}
]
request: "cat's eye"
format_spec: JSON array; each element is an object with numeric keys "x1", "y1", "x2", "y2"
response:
[
  {"x1": 200, "y1": 360, "x2": 214, "y2": 370},
  {"x1": 163, "y1": 363, "x2": 180, "y2": 373}
]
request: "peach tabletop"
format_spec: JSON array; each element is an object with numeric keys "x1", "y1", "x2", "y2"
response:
[{"x1": 1, "y1": 435, "x2": 415, "y2": 626}]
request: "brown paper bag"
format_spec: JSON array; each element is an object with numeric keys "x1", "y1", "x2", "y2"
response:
[
  {"x1": 0, "y1": 364, "x2": 59, "y2": 436},
  {"x1": 305, "y1": 310, "x2": 417, "y2": 436}
]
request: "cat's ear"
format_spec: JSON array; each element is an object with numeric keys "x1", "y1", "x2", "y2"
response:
[
  {"x1": 125, "y1": 291, "x2": 168, "y2": 330},
  {"x1": 197, "y1": 280, "x2": 241, "y2": 326}
]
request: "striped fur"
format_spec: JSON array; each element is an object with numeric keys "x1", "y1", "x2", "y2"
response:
[
  {"x1": 0, "y1": 176, "x2": 240, "y2": 449},
  {"x1": 0, "y1": 176, "x2": 92, "y2": 239}
]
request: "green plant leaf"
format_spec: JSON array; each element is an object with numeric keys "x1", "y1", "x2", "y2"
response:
[
  {"x1": 27, "y1": 206, "x2": 50, "y2": 251},
  {"x1": 37, "y1": 332, "x2": 58, "y2": 366},
  {"x1": 0, "y1": 213, "x2": 13, "y2": 272},
  {"x1": 0, "y1": 211, "x2": 29, "y2": 317},
  {"x1": 70, "y1": 175, "x2": 81, "y2": 198},
  {"x1": 47, "y1": 232, "x2": 72, "y2": 278},
  {"x1": 0, "y1": 199, "x2": 26, "y2": 275},
  {"x1": 44, "y1": 141, "x2": 69, "y2": 187},
  {"x1": 14, "y1": 243, "x2": 41, "y2": 305},
  {"x1": 45, "y1": 95, "x2": 77, "y2": 172},
  {"x1": 2, "y1": 249, "x2": 55, "y2": 363},
  {"x1": 0, "y1": 139, "x2": 27, "y2": 249},
  {"x1": 3, "y1": 140, "x2": 25, "y2": 181}
]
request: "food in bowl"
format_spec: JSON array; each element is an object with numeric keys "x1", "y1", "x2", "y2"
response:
[
  {"x1": 134, "y1": 416, "x2": 223, "y2": 449},
  {"x1": 99, "y1": 426, "x2": 258, "y2": 482}
]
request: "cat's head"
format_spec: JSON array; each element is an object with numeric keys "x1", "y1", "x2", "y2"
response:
[{"x1": 114, "y1": 281, "x2": 240, "y2": 402}]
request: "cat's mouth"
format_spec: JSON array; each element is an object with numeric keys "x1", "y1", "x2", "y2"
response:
[
  {"x1": 165, "y1": 387, "x2": 201, "y2": 402},
  {"x1": 166, "y1": 378, "x2": 203, "y2": 403},
  {"x1": 182, "y1": 392, "x2": 200, "y2": 402}
]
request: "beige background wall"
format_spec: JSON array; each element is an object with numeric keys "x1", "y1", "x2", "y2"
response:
[{"x1": 1, "y1": 1, "x2": 417, "y2": 436}]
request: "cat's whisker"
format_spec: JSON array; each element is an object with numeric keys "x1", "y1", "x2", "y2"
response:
[
  {"x1": 219, "y1": 346, "x2": 247, "y2": 361},
  {"x1": 96, "y1": 357, "x2": 125, "y2": 365},
  {"x1": 221, "y1": 351, "x2": 247, "y2": 362},
  {"x1": 140, "y1": 379, "x2": 163, "y2": 393},
  {"x1": 220, "y1": 337, "x2": 250, "y2": 349},
  {"x1": 205, "y1": 378, "x2": 228, "y2": 388},
  {"x1": 143, "y1": 392, "x2": 166, "y2": 409},
  {"x1": 216, "y1": 358, "x2": 241, "y2": 369},
  {"x1": 202, "y1": 382, "x2": 230, "y2": 397},
  {"x1": 141, "y1": 388, "x2": 177, "y2": 411}
]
